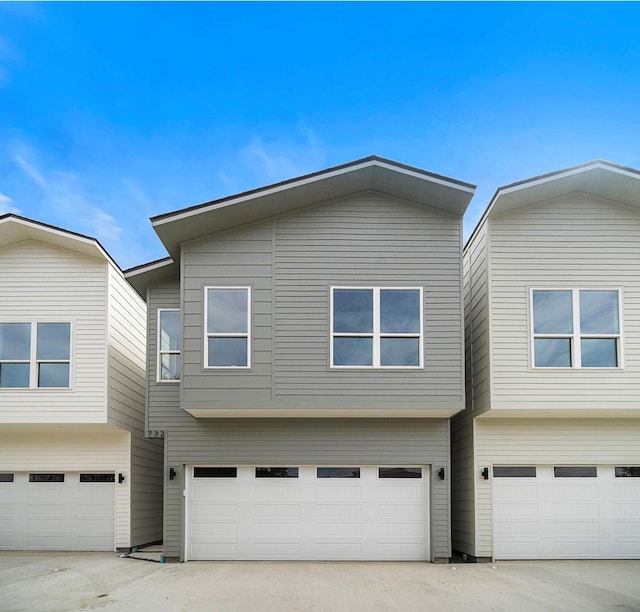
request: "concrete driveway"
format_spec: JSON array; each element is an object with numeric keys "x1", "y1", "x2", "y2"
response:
[{"x1": 1, "y1": 552, "x2": 639, "y2": 612}]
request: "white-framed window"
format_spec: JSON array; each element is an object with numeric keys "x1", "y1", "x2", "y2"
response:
[
  {"x1": 0, "y1": 322, "x2": 71, "y2": 388},
  {"x1": 330, "y1": 287, "x2": 423, "y2": 368},
  {"x1": 157, "y1": 309, "x2": 181, "y2": 382},
  {"x1": 531, "y1": 289, "x2": 621, "y2": 368},
  {"x1": 204, "y1": 287, "x2": 251, "y2": 368}
]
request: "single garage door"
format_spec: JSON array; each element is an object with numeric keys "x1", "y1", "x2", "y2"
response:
[
  {"x1": 187, "y1": 465, "x2": 429, "y2": 561},
  {"x1": 493, "y1": 465, "x2": 640, "y2": 559},
  {"x1": 0, "y1": 471, "x2": 115, "y2": 551}
]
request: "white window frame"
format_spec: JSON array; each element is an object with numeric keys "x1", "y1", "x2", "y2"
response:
[
  {"x1": 330, "y1": 286, "x2": 424, "y2": 369},
  {"x1": 530, "y1": 288, "x2": 622, "y2": 369},
  {"x1": 0, "y1": 321, "x2": 72, "y2": 389},
  {"x1": 157, "y1": 309, "x2": 181, "y2": 383},
  {"x1": 204, "y1": 286, "x2": 251, "y2": 369}
]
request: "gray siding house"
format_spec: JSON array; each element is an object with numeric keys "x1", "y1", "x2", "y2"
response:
[
  {"x1": 126, "y1": 156, "x2": 475, "y2": 561},
  {"x1": 452, "y1": 161, "x2": 640, "y2": 561}
]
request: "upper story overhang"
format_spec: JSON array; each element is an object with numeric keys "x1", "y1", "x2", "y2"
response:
[
  {"x1": 0, "y1": 214, "x2": 116, "y2": 268},
  {"x1": 125, "y1": 257, "x2": 179, "y2": 299},
  {"x1": 149, "y1": 156, "x2": 476, "y2": 261}
]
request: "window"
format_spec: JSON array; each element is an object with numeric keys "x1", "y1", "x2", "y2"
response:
[
  {"x1": 0, "y1": 473, "x2": 14, "y2": 483},
  {"x1": 317, "y1": 467, "x2": 360, "y2": 478},
  {"x1": 554, "y1": 466, "x2": 597, "y2": 478},
  {"x1": 79, "y1": 473, "x2": 116, "y2": 483},
  {"x1": 615, "y1": 467, "x2": 640, "y2": 478},
  {"x1": 193, "y1": 467, "x2": 237, "y2": 478},
  {"x1": 205, "y1": 287, "x2": 250, "y2": 368},
  {"x1": 493, "y1": 467, "x2": 537, "y2": 478},
  {"x1": 532, "y1": 289, "x2": 620, "y2": 368},
  {"x1": 378, "y1": 467, "x2": 422, "y2": 479},
  {"x1": 0, "y1": 322, "x2": 71, "y2": 388},
  {"x1": 330, "y1": 287, "x2": 423, "y2": 368},
  {"x1": 29, "y1": 473, "x2": 65, "y2": 482},
  {"x1": 255, "y1": 467, "x2": 299, "y2": 478},
  {"x1": 158, "y1": 309, "x2": 181, "y2": 382}
]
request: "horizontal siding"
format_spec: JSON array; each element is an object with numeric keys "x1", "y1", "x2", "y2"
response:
[
  {"x1": 489, "y1": 195, "x2": 640, "y2": 410},
  {"x1": 163, "y1": 419, "x2": 451, "y2": 560},
  {"x1": 474, "y1": 418, "x2": 640, "y2": 558},
  {"x1": 0, "y1": 240, "x2": 108, "y2": 422},
  {"x1": 0, "y1": 424, "x2": 131, "y2": 548}
]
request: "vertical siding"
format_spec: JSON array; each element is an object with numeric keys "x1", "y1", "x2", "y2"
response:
[
  {"x1": 489, "y1": 195, "x2": 640, "y2": 410},
  {"x1": 0, "y1": 424, "x2": 130, "y2": 548},
  {"x1": 474, "y1": 418, "x2": 640, "y2": 558},
  {"x1": 107, "y1": 266, "x2": 164, "y2": 546},
  {"x1": 0, "y1": 240, "x2": 108, "y2": 422},
  {"x1": 164, "y1": 418, "x2": 451, "y2": 560}
]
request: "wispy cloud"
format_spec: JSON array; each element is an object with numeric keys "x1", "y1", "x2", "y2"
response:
[
  {"x1": 15, "y1": 154, "x2": 47, "y2": 187},
  {"x1": 0, "y1": 193, "x2": 21, "y2": 215}
]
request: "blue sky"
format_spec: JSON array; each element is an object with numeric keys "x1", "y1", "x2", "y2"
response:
[{"x1": 2, "y1": 2, "x2": 640, "y2": 269}]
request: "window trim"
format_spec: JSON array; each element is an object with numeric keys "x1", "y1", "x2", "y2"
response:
[
  {"x1": 0, "y1": 321, "x2": 72, "y2": 389},
  {"x1": 157, "y1": 309, "x2": 181, "y2": 383},
  {"x1": 204, "y1": 286, "x2": 251, "y2": 369},
  {"x1": 530, "y1": 288, "x2": 622, "y2": 369},
  {"x1": 329, "y1": 286, "x2": 424, "y2": 369}
]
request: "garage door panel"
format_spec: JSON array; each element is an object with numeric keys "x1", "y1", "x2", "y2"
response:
[{"x1": 187, "y1": 465, "x2": 429, "y2": 561}]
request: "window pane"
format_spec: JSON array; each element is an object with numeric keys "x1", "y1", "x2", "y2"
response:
[
  {"x1": 29, "y1": 473, "x2": 65, "y2": 482},
  {"x1": 580, "y1": 290, "x2": 619, "y2": 334},
  {"x1": 0, "y1": 323, "x2": 30, "y2": 360},
  {"x1": 333, "y1": 337, "x2": 372, "y2": 366},
  {"x1": 333, "y1": 289, "x2": 373, "y2": 333},
  {"x1": 255, "y1": 467, "x2": 299, "y2": 478},
  {"x1": 160, "y1": 354, "x2": 181, "y2": 381},
  {"x1": 533, "y1": 290, "x2": 573, "y2": 334},
  {"x1": 317, "y1": 467, "x2": 360, "y2": 478},
  {"x1": 380, "y1": 290, "x2": 420, "y2": 333},
  {"x1": 615, "y1": 467, "x2": 640, "y2": 478},
  {"x1": 36, "y1": 323, "x2": 70, "y2": 360},
  {"x1": 0, "y1": 473, "x2": 14, "y2": 482},
  {"x1": 581, "y1": 338, "x2": 617, "y2": 367},
  {"x1": 381, "y1": 337, "x2": 420, "y2": 366},
  {"x1": 194, "y1": 467, "x2": 237, "y2": 478},
  {"x1": 160, "y1": 311, "x2": 181, "y2": 351},
  {"x1": 80, "y1": 473, "x2": 116, "y2": 483},
  {"x1": 554, "y1": 466, "x2": 597, "y2": 477},
  {"x1": 208, "y1": 337, "x2": 248, "y2": 367},
  {"x1": 493, "y1": 467, "x2": 537, "y2": 478},
  {"x1": 534, "y1": 338, "x2": 571, "y2": 367},
  {"x1": 378, "y1": 467, "x2": 422, "y2": 478},
  {"x1": 0, "y1": 363, "x2": 29, "y2": 388},
  {"x1": 207, "y1": 289, "x2": 248, "y2": 333},
  {"x1": 38, "y1": 363, "x2": 69, "y2": 388}
]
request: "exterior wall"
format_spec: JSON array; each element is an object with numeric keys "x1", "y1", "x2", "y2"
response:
[
  {"x1": 180, "y1": 191, "x2": 464, "y2": 413},
  {"x1": 163, "y1": 418, "x2": 451, "y2": 561},
  {"x1": 0, "y1": 424, "x2": 131, "y2": 548},
  {"x1": 0, "y1": 240, "x2": 108, "y2": 422},
  {"x1": 107, "y1": 265, "x2": 164, "y2": 545},
  {"x1": 488, "y1": 194, "x2": 640, "y2": 411},
  {"x1": 474, "y1": 418, "x2": 640, "y2": 558}
]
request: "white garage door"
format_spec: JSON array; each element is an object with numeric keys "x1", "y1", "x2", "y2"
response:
[
  {"x1": 0, "y1": 471, "x2": 115, "y2": 551},
  {"x1": 493, "y1": 465, "x2": 640, "y2": 559},
  {"x1": 187, "y1": 465, "x2": 429, "y2": 561}
]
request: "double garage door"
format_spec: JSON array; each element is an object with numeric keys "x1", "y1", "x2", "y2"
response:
[
  {"x1": 0, "y1": 471, "x2": 115, "y2": 551},
  {"x1": 187, "y1": 465, "x2": 429, "y2": 561},
  {"x1": 493, "y1": 465, "x2": 640, "y2": 559}
]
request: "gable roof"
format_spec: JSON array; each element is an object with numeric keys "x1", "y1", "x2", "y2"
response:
[
  {"x1": 0, "y1": 214, "x2": 119, "y2": 269},
  {"x1": 150, "y1": 155, "x2": 476, "y2": 260},
  {"x1": 124, "y1": 256, "x2": 179, "y2": 298},
  {"x1": 467, "y1": 160, "x2": 640, "y2": 250}
]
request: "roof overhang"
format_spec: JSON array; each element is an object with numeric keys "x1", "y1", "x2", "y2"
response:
[
  {"x1": 124, "y1": 257, "x2": 179, "y2": 298},
  {"x1": 0, "y1": 214, "x2": 115, "y2": 267},
  {"x1": 489, "y1": 160, "x2": 640, "y2": 218},
  {"x1": 151, "y1": 156, "x2": 476, "y2": 260}
]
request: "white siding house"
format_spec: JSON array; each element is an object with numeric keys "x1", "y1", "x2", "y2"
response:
[
  {"x1": 0, "y1": 215, "x2": 163, "y2": 551},
  {"x1": 453, "y1": 161, "x2": 640, "y2": 560}
]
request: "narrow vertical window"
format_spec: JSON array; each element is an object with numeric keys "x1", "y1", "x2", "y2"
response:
[
  {"x1": 0, "y1": 323, "x2": 31, "y2": 388},
  {"x1": 205, "y1": 287, "x2": 251, "y2": 368},
  {"x1": 158, "y1": 309, "x2": 181, "y2": 381}
]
